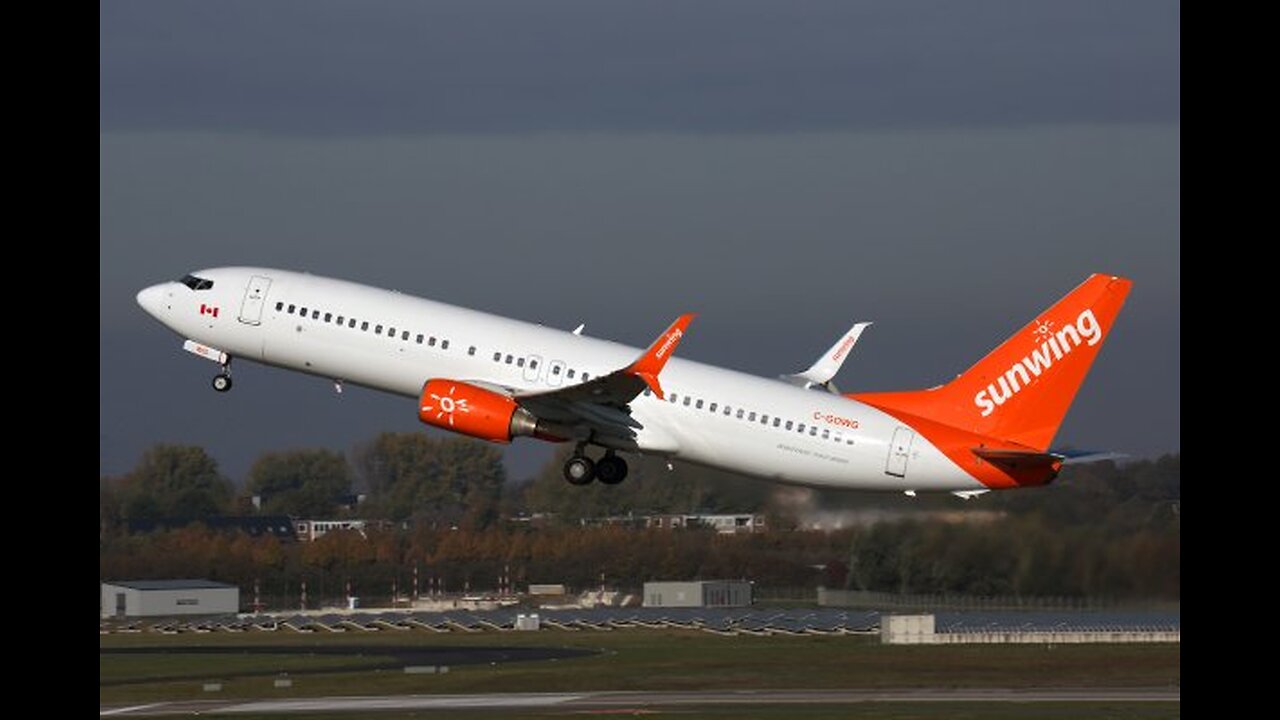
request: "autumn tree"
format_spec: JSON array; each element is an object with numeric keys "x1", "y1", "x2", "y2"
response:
[
  {"x1": 245, "y1": 449, "x2": 352, "y2": 517},
  {"x1": 117, "y1": 444, "x2": 233, "y2": 521},
  {"x1": 353, "y1": 433, "x2": 505, "y2": 528}
]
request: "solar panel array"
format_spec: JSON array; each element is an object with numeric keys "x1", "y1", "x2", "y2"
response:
[{"x1": 100, "y1": 606, "x2": 1178, "y2": 636}]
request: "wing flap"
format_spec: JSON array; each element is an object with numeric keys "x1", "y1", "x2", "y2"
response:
[{"x1": 513, "y1": 313, "x2": 694, "y2": 439}]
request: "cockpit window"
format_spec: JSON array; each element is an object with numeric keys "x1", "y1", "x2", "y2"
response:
[{"x1": 179, "y1": 274, "x2": 214, "y2": 291}]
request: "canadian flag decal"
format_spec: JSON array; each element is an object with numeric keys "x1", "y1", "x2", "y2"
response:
[{"x1": 200, "y1": 304, "x2": 220, "y2": 318}]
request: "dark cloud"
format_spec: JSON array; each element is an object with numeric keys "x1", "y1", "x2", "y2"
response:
[
  {"x1": 100, "y1": 3, "x2": 1179, "y2": 482},
  {"x1": 101, "y1": 1, "x2": 1179, "y2": 135}
]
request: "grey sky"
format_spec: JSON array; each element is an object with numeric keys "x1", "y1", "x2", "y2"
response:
[{"x1": 100, "y1": 2, "x2": 1179, "y2": 483}]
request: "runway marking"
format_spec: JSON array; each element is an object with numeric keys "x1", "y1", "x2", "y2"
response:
[
  {"x1": 221, "y1": 693, "x2": 586, "y2": 713},
  {"x1": 100, "y1": 704, "x2": 163, "y2": 716}
]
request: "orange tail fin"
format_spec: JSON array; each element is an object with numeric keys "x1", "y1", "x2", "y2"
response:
[{"x1": 852, "y1": 274, "x2": 1132, "y2": 450}]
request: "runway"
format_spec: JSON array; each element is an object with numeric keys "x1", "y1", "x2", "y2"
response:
[{"x1": 100, "y1": 687, "x2": 1180, "y2": 715}]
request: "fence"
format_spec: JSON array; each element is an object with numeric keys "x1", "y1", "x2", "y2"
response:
[{"x1": 817, "y1": 588, "x2": 1179, "y2": 612}]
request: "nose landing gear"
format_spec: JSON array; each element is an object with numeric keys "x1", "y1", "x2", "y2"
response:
[
  {"x1": 212, "y1": 358, "x2": 233, "y2": 393},
  {"x1": 211, "y1": 373, "x2": 233, "y2": 392}
]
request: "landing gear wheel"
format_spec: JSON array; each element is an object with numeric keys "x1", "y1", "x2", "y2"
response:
[
  {"x1": 563, "y1": 456, "x2": 596, "y2": 485},
  {"x1": 595, "y1": 454, "x2": 628, "y2": 485},
  {"x1": 212, "y1": 374, "x2": 233, "y2": 392}
]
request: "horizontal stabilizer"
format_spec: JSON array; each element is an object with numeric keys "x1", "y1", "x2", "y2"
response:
[
  {"x1": 1049, "y1": 449, "x2": 1128, "y2": 465},
  {"x1": 971, "y1": 447, "x2": 1064, "y2": 465}
]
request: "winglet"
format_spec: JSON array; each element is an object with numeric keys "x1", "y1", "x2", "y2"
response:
[
  {"x1": 625, "y1": 313, "x2": 696, "y2": 400},
  {"x1": 795, "y1": 321, "x2": 871, "y2": 386}
]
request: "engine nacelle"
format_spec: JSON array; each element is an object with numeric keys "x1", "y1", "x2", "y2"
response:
[{"x1": 417, "y1": 379, "x2": 540, "y2": 444}]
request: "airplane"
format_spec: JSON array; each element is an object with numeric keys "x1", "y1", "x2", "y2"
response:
[{"x1": 136, "y1": 268, "x2": 1131, "y2": 495}]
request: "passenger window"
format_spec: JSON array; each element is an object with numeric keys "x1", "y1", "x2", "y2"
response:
[
  {"x1": 709, "y1": 403, "x2": 718, "y2": 412},
  {"x1": 468, "y1": 346, "x2": 476, "y2": 356},
  {"x1": 275, "y1": 302, "x2": 283, "y2": 311},
  {"x1": 505, "y1": 355, "x2": 513, "y2": 364},
  {"x1": 797, "y1": 423, "x2": 806, "y2": 433},
  {"x1": 822, "y1": 429, "x2": 830, "y2": 439},
  {"x1": 493, "y1": 352, "x2": 502, "y2": 362},
  {"x1": 442, "y1": 340, "x2": 449, "y2": 349},
  {"x1": 375, "y1": 325, "x2": 383, "y2": 334},
  {"x1": 337, "y1": 316, "x2": 344, "y2": 324},
  {"x1": 312, "y1": 310, "x2": 320, "y2": 320},
  {"x1": 517, "y1": 358, "x2": 525, "y2": 367},
  {"x1": 416, "y1": 334, "x2": 424, "y2": 344},
  {"x1": 287, "y1": 304, "x2": 296, "y2": 314},
  {"x1": 324, "y1": 313, "x2": 332, "y2": 322},
  {"x1": 429, "y1": 337, "x2": 437, "y2": 346},
  {"x1": 299, "y1": 307, "x2": 307, "y2": 316},
  {"x1": 349, "y1": 318, "x2": 356, "y2": 328},
  {"x1": 696, "y1": 399, "x2": 704, "y2": 409},
  {"x1": 388, "y1": 327, "x2": 395, "y2": 337},
  {"x1": 761, "y1": 415, "x2": 769, "y2": 424},
  {"x1": 361, "y1": 321, "x2": 369, "y2": 331},
  {"x1": 736, "y1": 409, "x2": 744, "y2": 419},
  {"x1": 670, "y1": 393, "x2": 678, "y2": 403},
  {"x1": 552, "y1": 365, "x2": 561, "y2": 375},
  {"x1": 643, "y1": 388, "x2": 652, "y2": 396},
  {"x1": 683, "y1": 397, "x2": 691, "y2": 406},
  {"x1": 568, "y1": 369, "x2": 576, "y2": 379},
  {"x1": 785, "y1": 421, "x2": 793, "y2": 430},
  {"x1": 846, "y1": 439, "x2": 854, "y2": 445},
  {"x1": 809, "y1": 426, "x2": 818, "y2": 436},
  {"x1": 402, "y1": 331, "x2": 410, "y2": 341},
  {"x1": 773, "y1": 418, "x2": 781, "y2": 427},
  {"x1": 723, "y1": 406, "x2": 731, "y2": 416},
  {"x1": 748, "y1": 412, "x2": 756, "y2": 421},
  {"x1": 582, "y1": 373, "x2": 590, "y2": 380},
  {"x1": 529, "y1": 359, "x2": 537, "y2": 368}
]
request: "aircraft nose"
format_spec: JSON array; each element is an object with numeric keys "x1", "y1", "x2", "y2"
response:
[{"x1": 136, "y1": 283, "x2": 168, "y2": 318}]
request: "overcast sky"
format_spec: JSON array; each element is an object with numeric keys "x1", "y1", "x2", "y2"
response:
[{"x1": 100, "y1": 1, "x2": 1180, "y2": 484}]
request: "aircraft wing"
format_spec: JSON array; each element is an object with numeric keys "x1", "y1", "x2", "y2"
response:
[
  {"x1": 512, "y1": 313, "x2": 695, "y2": 439},
  {"x1": 782, "y1": 322, "x2": 871, "y2": 393}
]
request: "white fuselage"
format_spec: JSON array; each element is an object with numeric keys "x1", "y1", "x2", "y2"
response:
[{"x1": 137, "y1": 267, "x2": 984, "y2": 492}]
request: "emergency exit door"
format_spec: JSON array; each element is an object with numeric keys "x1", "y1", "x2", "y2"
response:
[{"x1": 885, "y1": 427, "x2": 915, "y2": 477}]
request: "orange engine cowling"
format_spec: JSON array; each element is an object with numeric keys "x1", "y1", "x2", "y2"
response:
[{"x1": 417, "y1": 379, "x2": 540, "y2": 444}]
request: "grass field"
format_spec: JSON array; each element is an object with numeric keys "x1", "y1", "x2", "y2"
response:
[{"x1": 100, "y1": 627, "x2": 1180, "y2": 708}]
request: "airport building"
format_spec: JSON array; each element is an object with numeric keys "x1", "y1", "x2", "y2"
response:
[
  {"x1": 101, "y1": 579, "x2": 240, "y2": 618},
  {"x1": 643, "y1": 580, "x2": 752, "y2": 608}
]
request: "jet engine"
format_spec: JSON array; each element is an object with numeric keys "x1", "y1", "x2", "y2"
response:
[{"x1": 417, "y1": 379, "x2": 540, "y2": 443}]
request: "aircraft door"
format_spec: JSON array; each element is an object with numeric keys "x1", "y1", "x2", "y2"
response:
[
  {"x1": 238, "y1": 275, "x2": 273, "y2": 326},
  {"x1": 885, "y1": 426, "x2": 914, "y2": 477}
]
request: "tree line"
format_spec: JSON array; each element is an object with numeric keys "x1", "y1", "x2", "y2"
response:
[{"x1": 100, "y1": 436, "x2": 1178, "y2": 601}]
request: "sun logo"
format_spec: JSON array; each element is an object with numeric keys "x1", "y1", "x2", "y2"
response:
[
  {"x1": 421, "y1": 384, "x2": 470, "y2": 427},
  {"x1": 1032, "y1": 318, "x2": 1055, "y2": 340}
]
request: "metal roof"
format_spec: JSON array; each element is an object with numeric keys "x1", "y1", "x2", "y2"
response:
[{"x1": 104, "y1": 579, "x2": 238, "y2": 591}]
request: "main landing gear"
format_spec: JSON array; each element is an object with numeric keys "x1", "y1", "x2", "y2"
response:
[{"x1": 563, "y1": 446, "x2": 629, "y2": 486}]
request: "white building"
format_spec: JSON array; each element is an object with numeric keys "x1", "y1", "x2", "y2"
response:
[
  {"x1": 293, "y1": 519, "x2": 391, "y2": 541},
  {"x1": 101, "y1": 579, "x2": 240, "y2": 618},
  {"x1": 643, "y1": 580, "x2": 752, "y2": 608}
]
